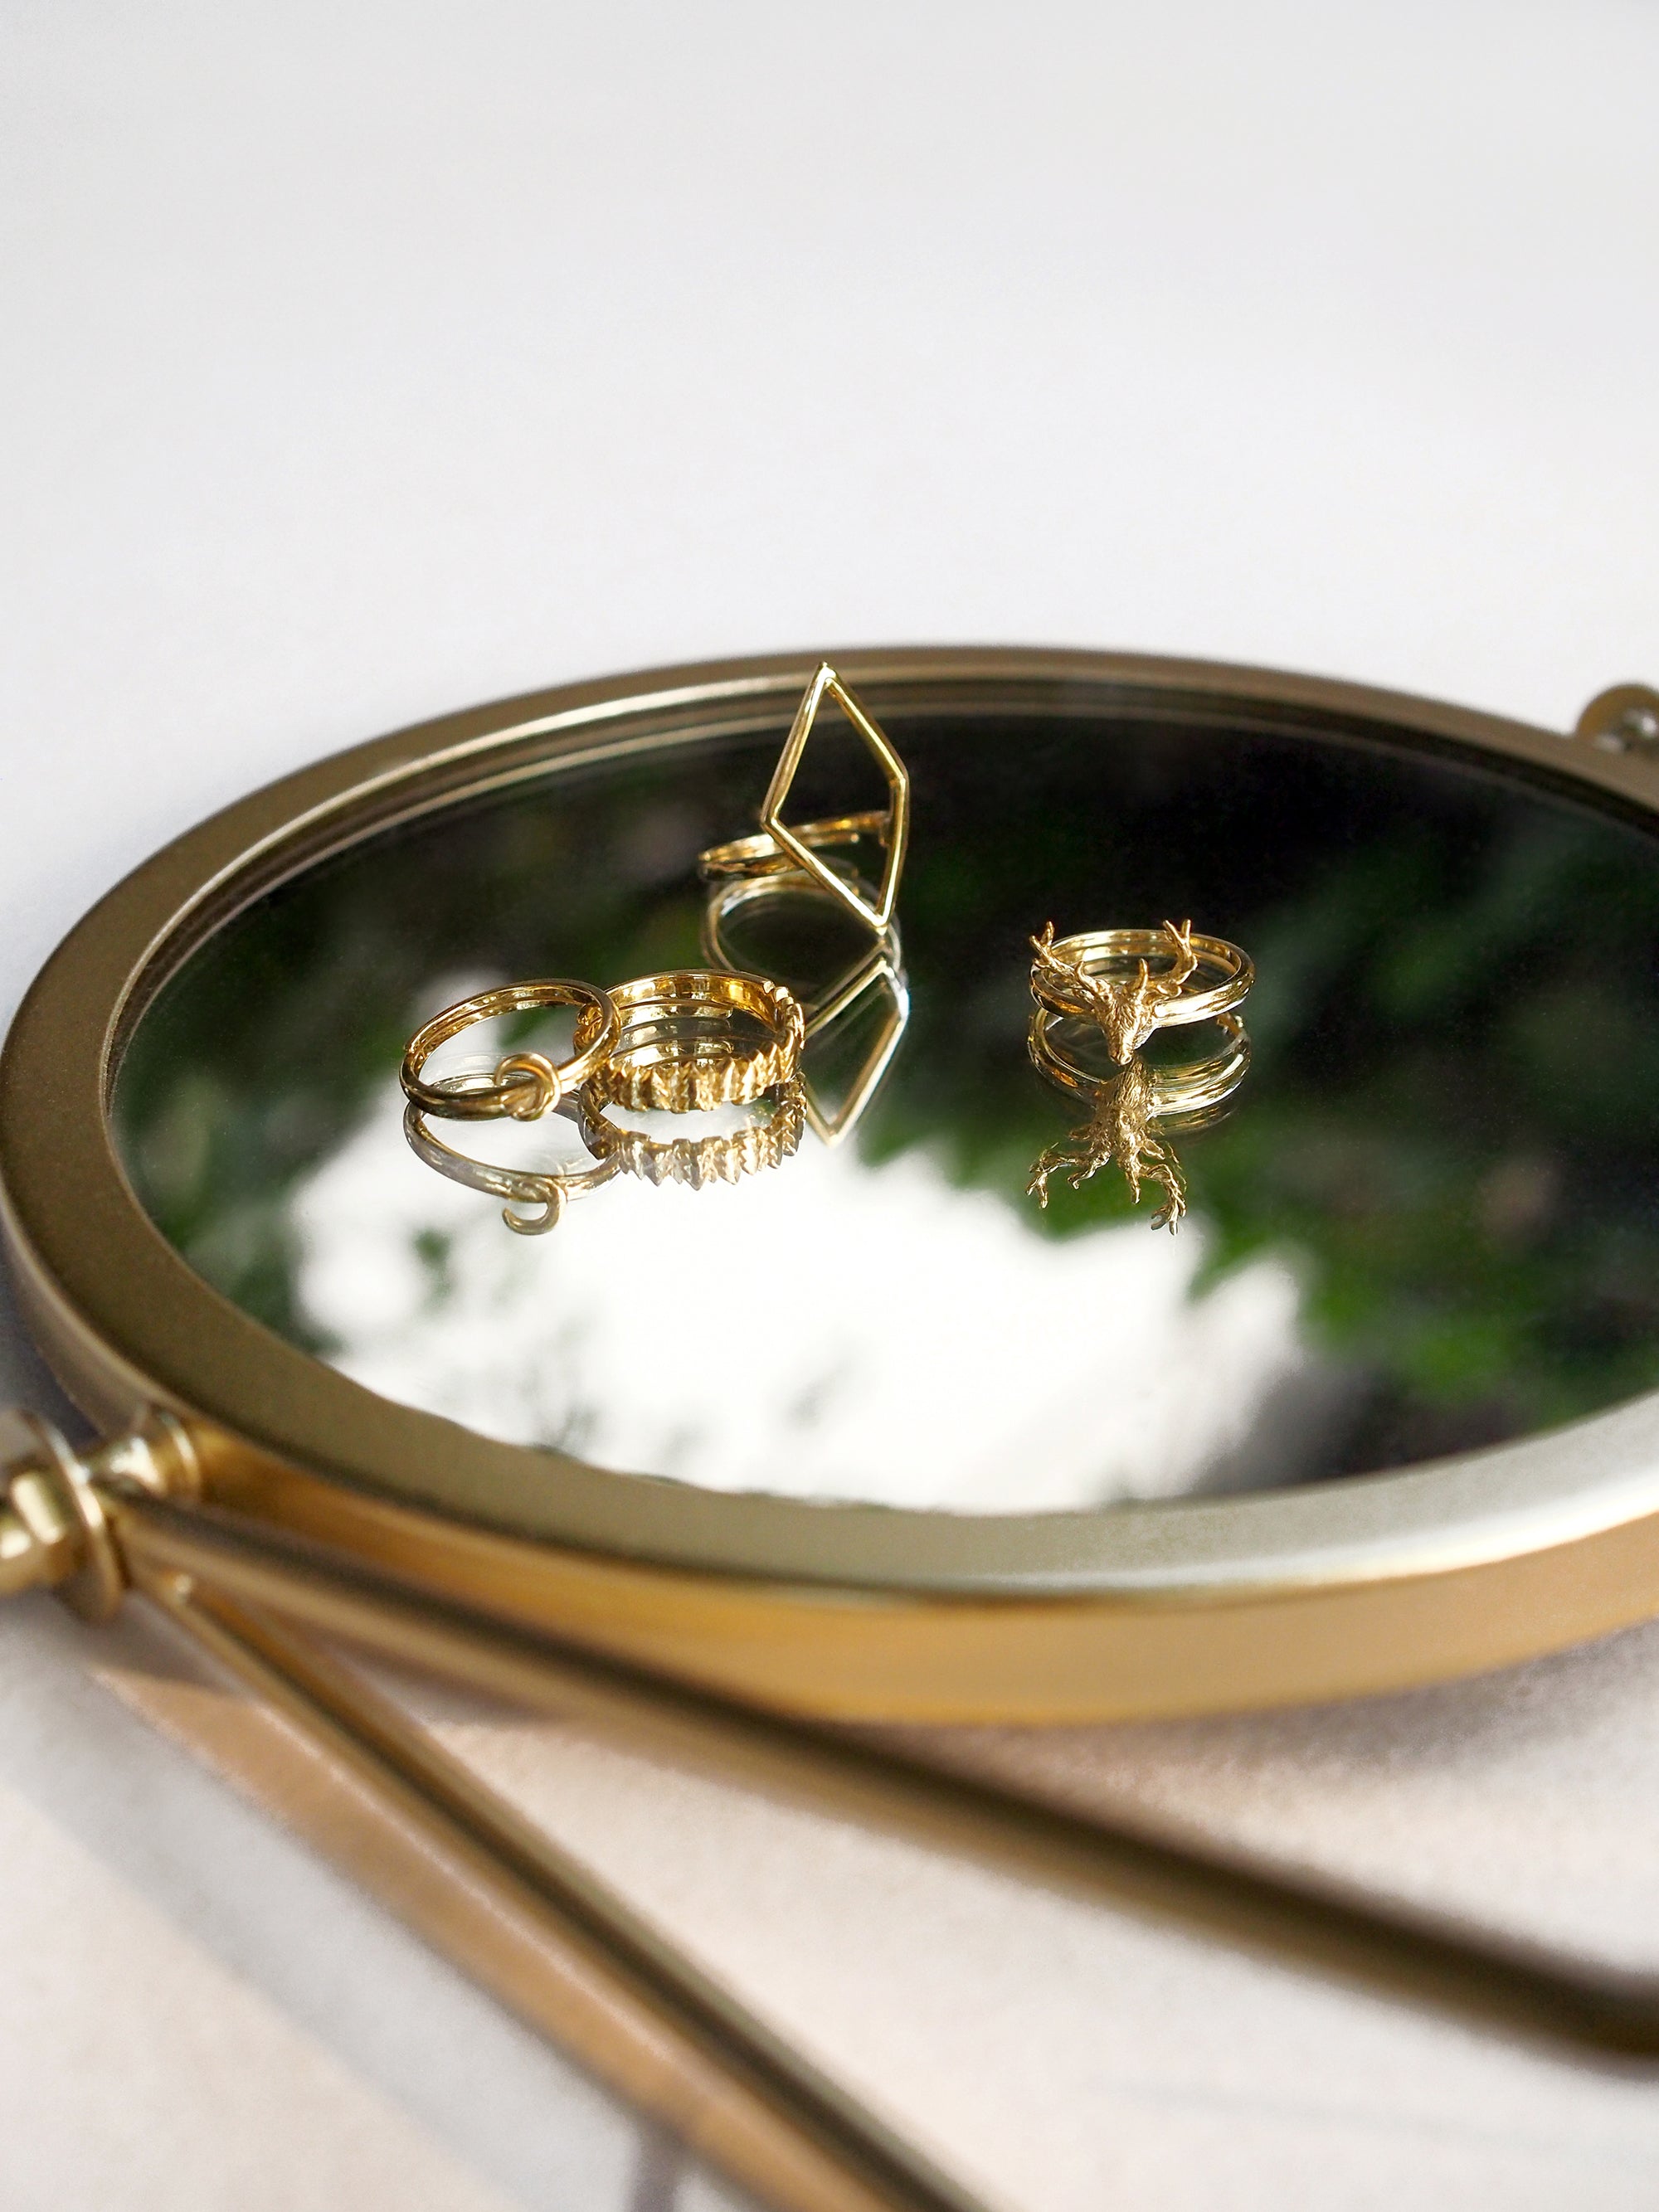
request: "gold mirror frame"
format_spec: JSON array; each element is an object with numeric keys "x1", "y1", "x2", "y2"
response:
[{"x1": 7, "y1": 645, "x2": 1659, "y2": 1724}]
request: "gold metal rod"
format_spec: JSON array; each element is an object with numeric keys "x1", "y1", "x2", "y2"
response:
[
  {"x1": 130, "y1": 1560, "x2": 993, "y2": 2212},
  {"x1": 115, "y1": 1495, "x2": 1659, "y2": 2063}
]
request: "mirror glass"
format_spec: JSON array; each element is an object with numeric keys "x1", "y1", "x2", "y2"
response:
[{"x1": 112, "y1": 704, "x2": 1659, "y2": 1513}]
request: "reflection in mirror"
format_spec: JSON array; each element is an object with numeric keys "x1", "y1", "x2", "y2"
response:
[
  {"x1": 572, "y1": 1082, "x2": 806, "y2": 1189},
  {"x1": 114, "y1": 707, "x2": 1659, "y2": 1514},
  {"x1": 1027, "y1": 1010, "x2": 1251, "y2": 1230},
  {"x1": 702, "y1": 871, "x2": 911, "y2": 1147},
  {"x1": 403, "y1": 1094, "x2": 622, "y2": 1236}
]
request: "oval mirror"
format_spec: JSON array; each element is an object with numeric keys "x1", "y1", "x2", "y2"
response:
[{"x1": 7, "y1": 647, "x2": 1659, "y2": 1720}]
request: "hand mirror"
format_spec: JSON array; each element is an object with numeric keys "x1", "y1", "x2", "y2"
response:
[{"x1": 6, "y1": 648, "x2": 1659, "y2": 2210}]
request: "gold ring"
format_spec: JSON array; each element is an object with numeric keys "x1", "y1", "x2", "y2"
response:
[
  {"x1": 576, "y1": 1084, "x2": 806, "y2": 1189},
  {"x1": 698, "y1": 812, "x2": 891, "y2": 882},
  {"x1": 402, "y1": 1103, "x2": 622, "y2": 1234},
  {"x1": 584, "y1": 970, "x2": 805, "y2": 1112},
  {"x1": 1029, "y1": 921, "x2": 1253, "y2": 1063},
  {"x1": 401, "y1": 980, "x2": 621, "y2": 1122},
  {"x1": 1029, "y1": 1006, "x2": 1251, "y2": 1110},
  {"x1": 695, "y1": 664, "x2": 909, "y2": 937}
]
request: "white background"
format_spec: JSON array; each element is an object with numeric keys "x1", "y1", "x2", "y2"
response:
[{"x1": 3, "y1": 6, "x2": 1658, "y2": 2208}]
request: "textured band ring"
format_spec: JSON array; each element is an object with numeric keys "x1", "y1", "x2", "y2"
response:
[
  {"x1": 401, "y1": 980, "x2": 621, "y2": 1122},
  {"x1": 583, "y1": 970, "x2": 805, "y2": 1112}
]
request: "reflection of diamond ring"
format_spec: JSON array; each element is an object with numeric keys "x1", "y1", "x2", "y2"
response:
[
  {"x1": 401, "y1": 980, "x2": 621, "y2": 1122},
  {"x1": 695, "y1": 663, "x2": 909, "y2": 937},
  {"x1": 700, "y1": 872, "x2": 911, "y2": 1148},
  {"x1": 1029, "y1": 921, "x2": 1253, "y2": 1064},
  {"x1": 402, "y1": 1101, "x2": 621, "y2": 1234},
  {"x1": 700, "y1": 870, "x2": 899, "y2": 1019},
  {"x1": 583, "y1": 970, "x2": 805, "y2": 1113},
  {"x1": 575, "y1": 1084, "x2": 805, "y2": 1189},
  {"x1": 1029, "y1": 1005, "x2": 1252, "y2": 1111}
]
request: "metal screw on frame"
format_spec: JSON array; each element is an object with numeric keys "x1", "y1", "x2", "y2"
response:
[{"x1": 1574, "y1": 683, "x2": 1659, "y2": 756}]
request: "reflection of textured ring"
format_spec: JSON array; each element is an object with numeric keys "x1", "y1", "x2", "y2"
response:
[
  {"x1": 577, "y1": 1085, "x2": 805, "y2": 1189},
  {"x1": 403, "y1": 1101, "x2": 621, "y2": 1234},
  {"x1": 698, "y1": 813, "x2": 890, "y2": 882},
  {"x1": 1029, "y1": 1008, "x2": 1251, "y2": 1111},
  {"x1": 584, "y1": 970, "x2": 805, "y2": 1112},
  {"x1": 402, "y1": 980, "x2": 620, "y2": 1122},
  {"x1": 1029, "y1": 926, "x2": 1253, "y2": 1028}
]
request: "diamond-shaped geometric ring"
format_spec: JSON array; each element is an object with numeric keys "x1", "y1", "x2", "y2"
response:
[{"x1": 755, "y1": 664, "x2": 910, "y2": 936}]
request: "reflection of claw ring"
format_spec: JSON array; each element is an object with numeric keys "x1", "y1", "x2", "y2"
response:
[
  {"x1": 402, "y1": 980, "x2": 620, "y2": 1122},
  {"x1": 584, "y1": 971, "x2": 804, "y2": 1113},
  {"x1": 1025, "y1": 1015, "x2": 1251, "y2": 1232},
  {"x1": 403, "y1": 1101, "x2": 621, "y2": 1234},
  {"x1": 576, "y1": 1085, "x2": 805, "y2": 1189},
  {"x1": 1029, "y1": 1006, "x2": 1251, "y2": 1111}
]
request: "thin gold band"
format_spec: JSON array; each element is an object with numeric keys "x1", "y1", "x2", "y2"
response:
[
  {"x1": 697, "y1": 811, "x2": 891, "y2": 882},
  {"x1": 1029, "y1": 926, "x2": 1253, "y2": 1028},
  {"x1": 401, "y1": 980, "x2": 620, "y2": 1122},
  {"x1": 584, "y1": 970, "x2": 805, "y2": 1112}
]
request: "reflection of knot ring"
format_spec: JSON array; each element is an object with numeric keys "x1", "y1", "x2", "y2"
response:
[
  {"x1": 401, "y1": 980, "x2": 621, "y2": 1122},
  {"x1": 402, "y1": 1104, "x2": 622, "y2": 1234},
  {"x1": 1029, "y1": 1006, "x2": 1252, "y2": 1112},
  {"x1": 584, "y1": 971, "x2": 805, "y2": 1112}
]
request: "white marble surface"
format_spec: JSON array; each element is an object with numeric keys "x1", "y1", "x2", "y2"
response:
[{"x1": 4, "y1": 4, "x2": 1659, "y2": 2206}]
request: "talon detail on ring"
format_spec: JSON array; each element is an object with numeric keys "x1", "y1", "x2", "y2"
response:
[{"x1": 1025, "y1": 996, "x2": 1253, "y2": 1234}]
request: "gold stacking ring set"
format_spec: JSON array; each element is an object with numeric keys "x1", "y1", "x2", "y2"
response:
[
  {"x1": 401, "y1": 655, "x2": 1255, "y2": 1236},
  {"x1": 401, "y1": 970, "x2": 806, "y2": 1233},
  {"x1": 400, "y1": 664, "x2": 907, "y2": 1232}
]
